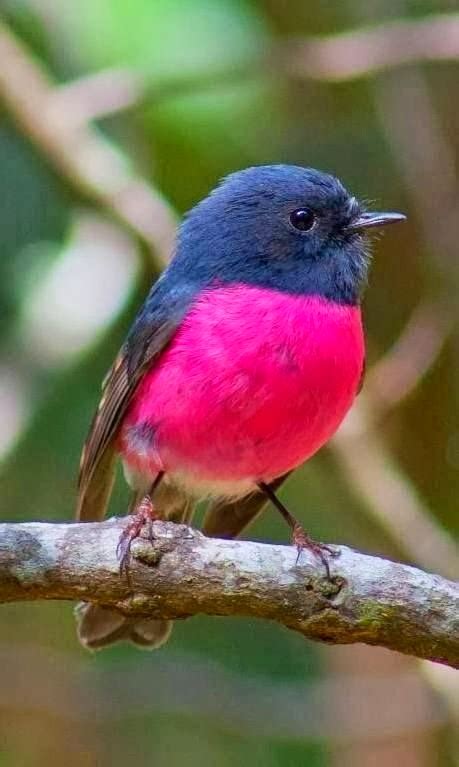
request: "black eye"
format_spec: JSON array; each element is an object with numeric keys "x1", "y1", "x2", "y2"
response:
[{"x1": 289, "y1": 208, "x2": 316, "y2": 232}]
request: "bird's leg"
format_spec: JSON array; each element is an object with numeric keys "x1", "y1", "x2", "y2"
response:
[
  {"x1": 257, "y1": 481, "x2": 337, "y2": 579},
  {"x1": 117, "y1": 472, "x2": 164, "y2": 578}
]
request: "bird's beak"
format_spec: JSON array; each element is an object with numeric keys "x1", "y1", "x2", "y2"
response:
[{"x1": 345, "y1": 211, "x2": 406, "y2": 234}]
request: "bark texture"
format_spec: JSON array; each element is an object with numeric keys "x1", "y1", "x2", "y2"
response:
[{"x1": 0, "y1": 519, "x2": 457, "y2": 666}]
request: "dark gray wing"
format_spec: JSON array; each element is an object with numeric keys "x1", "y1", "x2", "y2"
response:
[{"x1": 76, "y1": 279, "x2": 197, "y2": 521}]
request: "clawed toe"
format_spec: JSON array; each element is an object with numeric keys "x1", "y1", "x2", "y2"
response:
[
  {"x1": 292, "y1": 523, "x2": 338, "y2": 579},
  {"x1": 117, "y1": 496, "x2": 159, "y2": 579}
]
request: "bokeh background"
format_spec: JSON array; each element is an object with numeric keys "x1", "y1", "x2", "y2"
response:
[{"x1": 0, "y1": 1, "x2": 458, "y2": 765}]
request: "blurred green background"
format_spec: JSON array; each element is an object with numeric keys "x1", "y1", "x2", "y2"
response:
[{"x1": 0, "y1": 1, "x2": 458, "y2": 765}]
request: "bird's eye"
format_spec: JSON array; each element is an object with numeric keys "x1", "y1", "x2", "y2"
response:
[{"x1": 289, "y1": 208, "x2": 316, "y2": 232}]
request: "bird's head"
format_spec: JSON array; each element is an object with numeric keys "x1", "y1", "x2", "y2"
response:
[{"x1": 177, "y1": 165, "x2": 405, "y2": 305}]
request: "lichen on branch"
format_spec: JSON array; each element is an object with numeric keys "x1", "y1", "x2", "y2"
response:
[{"x1": 0, "y1": 519, "x2": 457, "y2": 667}]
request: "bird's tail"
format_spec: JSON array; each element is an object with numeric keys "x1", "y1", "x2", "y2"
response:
[
  {"x1": 76, "y1": 483, "x2": 192, "y2": 650},
  {"x1": 75, "y1": 602, "x2": 173, "y2": 650}
]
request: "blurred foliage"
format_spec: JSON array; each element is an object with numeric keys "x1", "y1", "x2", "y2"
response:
[{"x1": 0, "y1": 1, "x2": 458, "y2": 765}]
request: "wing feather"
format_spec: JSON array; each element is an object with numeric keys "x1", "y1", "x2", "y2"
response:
[{"x1": 76, "y1": 279, "x2": 196, "y2": 521}]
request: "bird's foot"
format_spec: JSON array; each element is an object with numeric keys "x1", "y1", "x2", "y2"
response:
[
  {"x1": 117, "y1": 496, "x2": 159, "y2": 579},
  {"x1": 292, "y1": 523, "x2": 338, "y2": 580}
]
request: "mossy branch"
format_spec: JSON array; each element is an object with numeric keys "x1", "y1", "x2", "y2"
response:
[{"x1": 0, "y1": 519, "x2": 457, "y2": 667}]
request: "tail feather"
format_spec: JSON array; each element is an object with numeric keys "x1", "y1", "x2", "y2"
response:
[
  {"x1": 76, "y1": 444, "x2": 117, "y2": 522},
  {"x1": 75, "y1": 603, "x2": 172, "y2": 650}
]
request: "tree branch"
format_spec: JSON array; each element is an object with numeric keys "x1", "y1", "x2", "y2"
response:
[
  {"x1": 0, "y1": 22, "x2": 177, "y2": 268},
  {"x1": 0, "y1": 519, "x2": 457, "y2": 667},
  {"x1": 284, "y1": 14, "x2": 459, "y2": 82}
]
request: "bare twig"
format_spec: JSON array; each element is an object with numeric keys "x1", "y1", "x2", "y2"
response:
[
  {"x1": 373, "y1": 69, "x2": 458, "y2": 271},
  {"x1": 15, "y1": 16, "x2": 459, "y2": 132},
  {"x1": 0, "y1": 22, "x2": 177, "y2": 268},
  {"x1": 52, "y1": 68, "x2": 144, "y2": 125},
  {"x1": 0, "y1": 519, "x2": 457, "y2": 667},
  {"x1": 332, "y1": 405, "x2": 459, "y2": 581},
  {"x1": 365, "y1": 299, "x2": 453, "y2": 413},
  {"x1": 284, "y1": 14, "x2": 459, "y2": 82}
]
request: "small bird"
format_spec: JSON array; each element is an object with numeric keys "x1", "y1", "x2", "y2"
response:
[{"x1": 76, "y1": 165, "x2": 405, "y2": 649}]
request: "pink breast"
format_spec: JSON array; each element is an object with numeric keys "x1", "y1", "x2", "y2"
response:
[{"x1": 119, "y1": 285, "x2": 365, "y2": 483}]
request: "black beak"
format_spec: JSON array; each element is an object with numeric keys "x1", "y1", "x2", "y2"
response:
[{"x1": 345, "y1": 211, "x2": 406, "y2": 234}]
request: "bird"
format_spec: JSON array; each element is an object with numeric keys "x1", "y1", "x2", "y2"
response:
[{"x1": 75, "y1": 164, "x2": 405, "y2": 650}]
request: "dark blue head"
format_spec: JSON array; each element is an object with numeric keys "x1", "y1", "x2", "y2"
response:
[{"x1": 172, "y1": 165, "x2": 405, "y2": 305}]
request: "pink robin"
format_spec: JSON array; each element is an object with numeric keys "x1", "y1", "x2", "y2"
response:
[{"x1": 75, "y1": 165, "x2": 405, "y2": 649}]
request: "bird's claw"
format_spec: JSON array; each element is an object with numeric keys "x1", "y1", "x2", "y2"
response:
[
  {"x1": 117, "y1": 496, "x2": 158, "y2": 580},
  {"x1": 292, "y1": 523, "x2": 338, "y2": 580}
]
